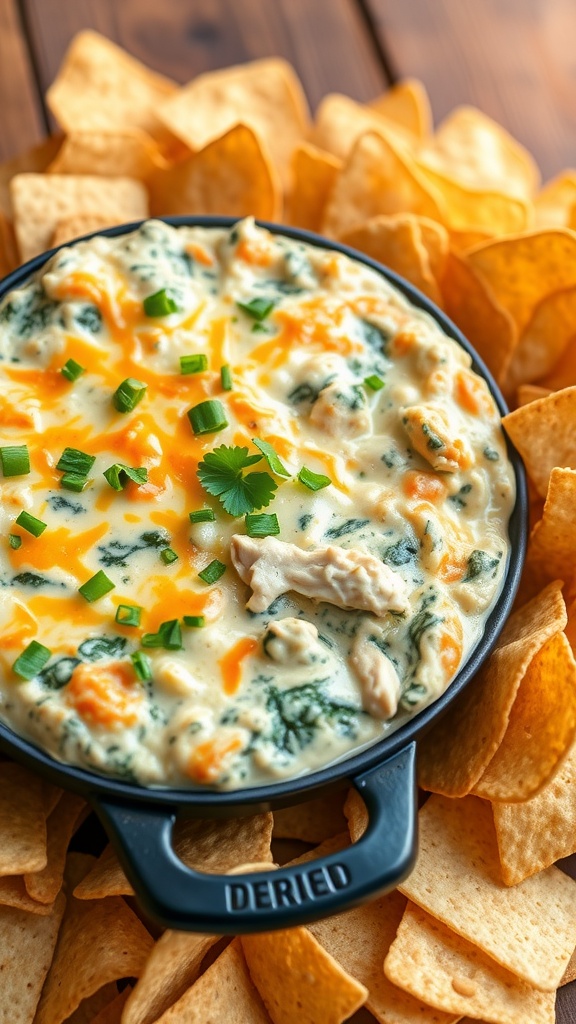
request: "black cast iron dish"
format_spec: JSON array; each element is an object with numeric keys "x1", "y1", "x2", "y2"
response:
[{"x1": 0, "y1": 217, "x2": 528, "y2": 933}]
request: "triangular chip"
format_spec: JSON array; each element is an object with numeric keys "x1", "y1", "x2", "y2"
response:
[
  {"x1": 0, "y1": 135, "x2": 63, "y2": 216},
  {"x1": 122, "y1": 930, "x2": 220, "y2": 1024},
  {"x1": 522, "y1": 468, "x2": 576, "y2": 599},
  {"x1": 47, "y1": 129, "x2": 164, "y2": 180},
  {"x1": 90, "y1": 987, "x2": 131, "y2": 1024},
  {"x1": 272, "y1": 792, "x2": 347, "y2": 843},
  {"x1": 50, "y1": 214, "x2": 118, "y2": 249},
  {"x1": 286, "y1": 143, "x2": 341, "y2": 232},
  {"x1": 0, "y1": 762, "x2": 47, "y2": 876},
  {"x1": 416, "y1": 162, "x2": 530, "y2": 234},
  {"x1": 370, "y1": 79, "x2": 432, "y2": 139},
  {"x1": 503, "y1": 386, "x2": 576, "y2": 497},
  {"x1": 516, "y1": 384, "x2": 552, "y2": 407},
  {"x1": 0, "y1": 890, "x2": 65, "y2": 1024},
  {"x1": 535, "y1": 171, "x2": 576, "y2": 228},
  {"x1": 0, "y1": 210, "x2": 18, "y2": 276},
  {"x1": 311, "y1": 93, "x2": 415, "y2": 161},
  {"x1": 0, "y1": 874, "x2": 56, "y2": 915},
  {"x1": 24, "y1": 791, "x2": 86, "y2": 903},
  {"x1": 504, "y1": 286, "x2": 576, "y2": 395},
  {"x1": 64, "y1": 983, "x2": 121, "y2": 1024}
]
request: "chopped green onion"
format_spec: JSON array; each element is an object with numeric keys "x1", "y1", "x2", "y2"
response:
[
  {"x1": 103, "y1": 464, "x2": 148, "y2": 491},
  {"x1": 245, "y1": 513, "x2": 280, "y2": 538},
  {"x1": 189, "y1": 508, "x2": 216, "y2": 523},
  {"x1": 251, "y1": 323, "x2": 270, "y2": 334},
  {"x1": 364, "y1": 374, "x2": 385, "y2": 391},
  {"x1": 8, "y1": 534, "x2": 21, "y2": 550},
  {"x1": 160, "y1": 547, "x2": 178, "y2": 565},
  {"x1": 183, "y1": 615, "x2": 205, "y2": 628},
  {"x1": 198, "y1": 559, "x2": 226, "y2": 585},
  {"x1": 15, "y1": 511, "x2": 47, "y2": 537},
  {"x1": 112, "y1": 378, "x2": 147, "y2": 414},
  {"x1": 236, "y1": 297, "x2": 276, "y2": 321},
  {"x1": 1, "y1": 445, "x2": 30, "y2": 477},
  {"x1": 61, "y1": 358, "x2": 85, "y2": 382},
  {"x1": 298, "y1": 466, "x2": 332, "y2": 491},
  {"x1": 141, "y1": 619, "x2": 182, "y2": 650},
  {"x1": 115, "y1": 604, "x2": 142, "y2": 627},
  {"x1": 188, "y1": 399, "x2": 228, "y2": 436},
  {"x1": 180, "y1": 353, "x2": 208, "y2": 375},
  {"x1": 252, "y1": 438, "x2": 290, "y2": 478},
  {"x1": 143, "y1": 289, "x2": 180, "y2": 317},
  {"x1": 13, "y1": 640, "x2": 51, "y2": 680},
  {"x1": 78, "y1": 570, "x2": 115, "y2": 603},
  {"x1": 220, "y1": 364, "x2": 233, "y2": 391},
  {"x1": 56, "y1": 448, "x2": 95, "y2": 476},
  {"x1": 131, "y1": 651, "x2": 152, "y2": 682},
  {"x1": 61, "y1": 472, "x2": 91, "y2": 493}
]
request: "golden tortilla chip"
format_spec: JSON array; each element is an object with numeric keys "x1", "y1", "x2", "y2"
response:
[
  {"x1": 493, "y1": 735, "x2": 576, "y2": 885},
  {"x1": 439, "y1": 251, "x2": 516, "y2": 385},
  {"x1": 10, "y1": 173, "x2": 148, "y2": 262},
  {"x1": 398, "y1": 795, "x2": 576, "y2": 991},
  {"x1": 287, "y1": 143, "x2": 342, "y2": 232},
  {"x1": 467, "y1": 229, "x2": 576, "y2": 334},
  {"x1": 24, "y1": 791, "x2": 86, "y2": 903},
  {"x1": 384, "y1": 900, "x2": 555, "y2": 1024},
  {"x1": 322, "y1": 131, "x2": 444, "y2": 239},
  {"x1": 122, "y1": 930, "x2": 220, "y2": 1024},
  {"x1": 65, "y1": 983, "x2": 121, "y2": 1024},
  {"x1": 311, "y1": 94, "x2": 415, "y2": 161},
  {"x1": 449, "y1": 227, "x2": 495, "y2": 252},
  {"x1": 47, "y1": 129, "x2": 164, "y2": 180},
  {"x1": 158, "y1": 59, "x2": 309, "y2": 188},
  {"x1": 341, "y1": 214, "x2": 447, "y2": 306},
  {"x1": 46, "y1": 31, "x2": 176, "y2": 142},
  {"x1": 0, "y1": 210, "x2": 18, "y2": 276},
  {"x1": 50, "y1": 214, "x2": 117, "y2": 249},
  {"x1": 272, "y1": 792, "x2": 347, "y2": 843},
  {"x1": 562, "y1": 946, "x2": 576, "y2": 987},
  {"x1": 0, "y1": 875, "x2": 56, "y2": 915},
  {"x1": 0, "y1": 890, "x2": 65, "y2": 1024},
  {"x1": 0, "y1": 135, "x2": 63, "y2": 216},
  {"x1": 504, "y1": 386, "x2": 576, "y2": 497},
  {"x1": 369, "y1": 79, "x2": 432, "y2": 139},
  {"x1": 418, "y1": 581, "x2": 566, "y2": 796},
  {"x1": 35, "y1": 854, "x2": 153, "y2": 1024},
  {"x1": 90, "y1": 987, "x2": 131, "y2": 1024},
  {"x1": 242, "y1": 927, "x2": 368, "y2": 1024},
  {"x1": 343, "y1": 788, "x2": 368, "y2": 842},
  {"x1": 416, "y1": 163, "x2": 530, "y2": 235},
  {"x1": 535, "y1": 171, "x2": 576, "y2": 227},
  {"x1": 516, "y1": 384, "x2": 552, "y2": 407},
  {"x1": 74, "y1": 812, "x2": 273, "y2": 899},
  {"x1": 0, "y1": 762, "x2": 47, "y2": 876},
  {"x1": 504, "y1": 287, "x2": 576, "y2": 395},
  {"x1": 149, "y1": 125, "x2": 281, "y2": 220},
  {"x1": 539, "y1": 338, "x2": 576, "y2": 392},
  {"x1": 523, "y1": 468, "x2": 576, "y2": 599}
]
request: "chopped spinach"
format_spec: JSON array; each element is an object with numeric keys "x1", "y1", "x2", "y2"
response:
[
  {"x1": 74, "y1": 304, "x2": 102, "y2": 334},
  {"x1": 47, "y1": 494, "x2": 85, "y2": 515},
  {"x1": 38, "y1": 656, "x2": 80, "y2": 690},
  {"x1": 400, "y1": 683, "x2": 428, "y2": 710},
  {"x1": 11, "y1": 572, "x2": 64, "y2": 590},
  {"x1": 97, "y1": 529, "x2": 169, "y2": 568},
  {"x1": 359, "y1": 319, "x2": 391, "y2": 353},
  {"x1": 381, "y1": 448, "x2": 404, "y2": 469},
  {"x1": 78, "y1": 636, "x2": 127, "y2": 661},
  {"x1": 382, "y1": 534, "x2": 419, "y2": 567},
  {"x1": 265, "y1": 682, "x2": 360, "y2": 754},
  {"x1": 325, "y1": 518, "x2": 370, "y2": 540},
  {"x1": 483, "y1": 446, "x2": 500, "y2": 461},
  {"x1": 0, "y1": 285, "x2": 60, "y2": 339},
  {"x1": 407, "y1": 592, "x2": 443, "y2": 667},
  {"x1": 298, "y1": 513, "x2": 313, "y2": 531},
  {"x1": 463, "y1": 549, "x2": 501, "y2": 582},
  {"x1": 422, "y1": 423, "x2": 444, "y2": 451},
  {"x1": 448, "y1": 483, "x2": 472, "y2": 509}
]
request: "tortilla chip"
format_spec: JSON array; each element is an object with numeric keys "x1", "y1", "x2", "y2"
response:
[
  {"x1": 398, "y1": 795, "x2": 576, "y2": 991},
  {"x1": 311, "y1": 94, "x2": 415, "y2": 161},
  {"x1": 242, "y1": 927, "x2": 368, "y2": 1024},
  {"x1": 504, "y1": 386, "x2": 576, "y2": 497},
  {"x1": 343, "y1": 788, "x2": 368, "y2": 842},
  {"x1": 64, "y1": 983, "x2": 120, "y2": 1024},
  {"x1": 149, "y1": 124, "x2": 281, "y2": 220},
  {"x1": 10, "y1": 173, "x2": 148, "y2": 262},
  {"x1": 74, "y1": 811, "x2": 273, "y2": 899},
  {"x1": 287, "y1": 143, "x2": 342, "y2": 232},
  {"x1": 535, "y1": 171, "x2": 576, "y2": 227},
  {"x1": 0, "y1": 890, "x2": 65, "y2": 1024},
  {"x1": 90, "y1": 987, "x2": 131, "y2": 1024},
  {"x1": 449, "y1": 227, "x2": 495, "y2": 252},
  {"x1": 562, "y1": 946, "x2": 576, "y2": 987},
  {"x1": 0, "y1": 875, "x2": 56, "y2": 914},
  {"x1": 370, "y1": 79, "x2": 432, "y2": 139},
  {"x1": 24, "y1": 791, "x2": 86, "y2": 903},
  {"x1": 158, "y1": 59, "x2": 309, "y2": 187},
  {"x1": 504, "y1": 287, "x2": 576, "y2": 395},
  {"x1": 46, "y1": 31, "x2": 176, "y2": 142},
  {"x1": 122, "y1": 930, "x2": 220, "y2": 1024},
  {"x1": 341, "y1": 214, "x2": 447, "y2": 306},
  {"x1": 0, "y1": 762, "x2": 47, "y2": 876},
  {"x1": 0, "y1": 210, "x2": 18, "y2": 276},
  {"x1": 516, "y1": 384, "x2": 552, "y2": 407},
  {"x1": 493, "y1": 735, "x2": 576, "y2": 884},
  {"x1": 47, "y1": 129, "x2": 164, "y2": 180},
  {"x1": 272, "y1": 793, "x2": 347, "y2": 843},
  {"x1": 522, "y1": 468, "x2": 576, "y2": 599},
  {"x1": 418, "y1": 581, "x2": 566, "y2": 796},
  {"x1": 417, "y1": 163, "x2": 530, "y2": 234},
  {"x1": 51, "y1": 214, "x2": 117, "y2": 249},
  {"x1": 384, "y1": 900, "x2": 555, "y2": 1024},
  {"x1": 0, "y1": 135, "x2": 64, "y2": 216},
  {"x1": 467, "y1": 229, "x2": 576, "y2": 334},
  {"x1": 539, "y1": 337, "x2": 576, "y2": 392},
  {"x1": 322, "y1": 131, "x2": 444, "y2": 239}
]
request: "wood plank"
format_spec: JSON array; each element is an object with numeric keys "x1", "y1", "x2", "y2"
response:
[
  {"x1": 22, "y1": 0, "x2": 387, "y2": 114},
  {"x1": 364, "y1": 0, "x2": 576, "y2": 179},
  {"x1": 0, "y1": 0, "x2": 45, "y2": 160}
]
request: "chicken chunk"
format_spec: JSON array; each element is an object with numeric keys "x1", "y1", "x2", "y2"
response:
[
  {"x1": 349, "y1": 623, "x2": 401, "y2": 720},
  {"x1": 230, "y1": 535, "x2": 410, "y2": 615},
  {"x1": 263, "y1": 617, "x2": 323, "y2": 665},
  {"x1": 309, "y1": 382, "x2": 371, "y2": 438},
  {"x1": 402, "y1": 404, "x2": 472, "y2": 472}
]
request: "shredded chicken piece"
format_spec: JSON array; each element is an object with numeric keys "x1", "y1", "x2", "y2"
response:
[
  {"x1": 309, "y1": 381, "x2": 371, "y2": 438},
  {"x1": 349, "y1": 623, "x2": 401, "y2": 720},
  {"x1": 263, "y1": 617, "x2": 323, "y2": 665},
  {"x1": 402, "y1": 404, "x2": 472, "y2": 472},
  {"x1": 230, "y1": 535, "x2": 410, "y2": 615}
]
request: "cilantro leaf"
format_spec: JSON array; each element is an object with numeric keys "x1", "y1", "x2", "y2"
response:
[
  {"x1": 252, "y1": 438, "x2": 290, "y2": 478},
  {"x1": 197, "y1": 445, "x2": 277, "y2": 517}
]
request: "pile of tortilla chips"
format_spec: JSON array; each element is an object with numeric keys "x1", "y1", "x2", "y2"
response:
[{"x1": 0, "y1": 28, "x2": 575, "y2": 1024}]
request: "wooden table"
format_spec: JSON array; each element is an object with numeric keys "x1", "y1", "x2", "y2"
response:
[{"x1": 1, "y1": 1, "x2": 575, "y2": 1021}]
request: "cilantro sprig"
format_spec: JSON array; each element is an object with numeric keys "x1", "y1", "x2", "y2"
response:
[{"x1": 197, "y1": 445, "x2": 278, "y2": 517}]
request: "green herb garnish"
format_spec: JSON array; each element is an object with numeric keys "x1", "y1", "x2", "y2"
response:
[
  {"x1": 60, "y1": 472, "x2": 91, "y2": 493},
  {"x1": 15, "y1": 511, "x2": 46, "y2": 537},
  {"x1": 113, "y1": 378, "x2": 147, "y2": 413},
  {"x1": 160, "y1": 547, "x2": 178, "y2": 565},
  {"x1": 115, "y1": 604, "x2": 142, "y2": 627},
  {"x1": 143, "y1": 289, "x2": 180, "y2": 317},
  {"x1": 103, "y1": 464, "x2": 148, "y2": 491},
  {"x1": 220, "y1": 364, "x2": 233, "y2": 391},
  {"x1": 188, "y1": 399, "x2": 228, "y2": 436},
  {"x1": 60, "y1": 358, "x2": 86, "y2": 382},
  {"x1": 8, "y1": 534, "x2": 21, "y2": 550},
  {"x1": 197, "y1": 444, "x2": 277, "y2": 516},
  {"x1": 13, "y1": 640, "x2": 51, "y2": 680},
  {"x1": 180, "y1": 354, "x2": 208, "y2": 375},
  {"x1": 245, "y1": 513, "x2": 280, "y2": 538},
  {"x1": 298, "y1": 466, "x2": 332, "y2": 491},
  {"x1": 56, "y1": 448, "x2": 95, "y2": 476},
  {"x1": 131, "y1": 651, "x2": 152, "y2": 681},
  {"x1": 141, "y1": 619, "x2": 182, "y2": 650},
  {"x1": 198, "y1": 559, "x2": 226, "y2": 584},
  {"x1": 252, "y1": 438, "x2": 290, "y2": 478},
  {"x1": 364, "y1": 374, "x2": 385, "y2": 391},
  {"x1": 1, "y1": 445, "x2": 30, "y2": 477},
  {"x1": 78, "y1": 570, "x2": 115, "y2": 603},
  {"x1": 183, "y1": 615, "x2": 205, "y2": 628},
  {"x1": 236, "y1": 297, "x2": 275, "y2": 321},
  {"x1": 189, "y1": 508, "x2": 216, "y2": 523}
]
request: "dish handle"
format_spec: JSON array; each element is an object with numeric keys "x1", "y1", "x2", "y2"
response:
[{"x1": 92, "y1": 742, "x2": 417, "y2": 933}]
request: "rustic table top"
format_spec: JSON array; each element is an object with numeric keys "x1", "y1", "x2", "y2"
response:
[{"x1": 0, "y1": 1, "x2": 575, "y2": 1020}]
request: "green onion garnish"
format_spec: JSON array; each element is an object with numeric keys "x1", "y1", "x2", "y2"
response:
[
  {"x1": 115, "y1": 604, "x2": 142, "y2": 627},
  {"x1": 113, "y1": 378, "x2": 147, "y2": 414},
  {"x1": 220, "y1": 364, "x2": 233, "y2": 391},
  {"x1": 298, "y1": 466, "x2": 332, "y2": 491},
  {"x1": 61, "y1": 358, "x2": 85, "y2": 382},
  {"x1": 131, "y1": 651, "x2": 152, "y2": 682},
  {"x1": 141, "y1": 619, "x2": 182, "y2": 650},
  {"x1": 60, "y1": 472, "x2": 91, "y2": 493},
  {"x1": 183, "y1": 615, "x2": 205, "y2": 628},
  {"x1": 237, "y1": 297, "x2": 276, "y2": 321},
  {"x1": 56, "y1": 448, "x2": 95, "y2": 476},
  {"x1": 15, "y1": 511, "x2": 47, "y2": 537},
  {"x1": 78, "y1": 570, "x2": 115, "y2": 603},
  {"x1": 1, "y1": 445, "x2": 30, "y2": 477},
  {"x1": 245, "y1": 513, "x2": 280, "y2": 538},
  {"x1": 13, "y1": 640, "x2": 51, "y2": 680},
  {"x1": 160, "y1": 548, "x2": 178, "y2": 565},
  {"x1": 252, "y1": 438, "x2": 290, "y2": 478},
  {"x1": 188, "y1": 399, "x2": 228, "y2": 435},
  {"x1": 180, "y1": 354, "x2": 208, "y2": 375},
  {"x1": 143, "y1": 289, "x2": 180, "y2": 317},
  {"x1": 103, "y1": 464, "x2": 148, "y2": 491},
  {"x1": 364, "y1": 374, "x2": 385, "y2": 391},
  {"x1": 8, "y1": 534, "x2": 21, "y2": 550},
  {"x1": 189, "y1": 508, "x2": 216, "y2": 523},
  {"x1": 198, "y1": 559, "x2": 226, "y2": 585}
]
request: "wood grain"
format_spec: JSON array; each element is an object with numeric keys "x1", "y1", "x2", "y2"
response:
[
  {"x1": 364, "y1": 0, "x2": 576, "y2": 179},
  {"x1": 22, "y1": 0, "x2": 388, "y2": 115},
  {"x1": 0, "y1": 0, "x2": 45, "y2": 160}
]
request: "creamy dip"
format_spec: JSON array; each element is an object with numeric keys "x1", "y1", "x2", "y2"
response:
[{"x1": 0, "y1": 218, "x2": 515, "y2": 789}]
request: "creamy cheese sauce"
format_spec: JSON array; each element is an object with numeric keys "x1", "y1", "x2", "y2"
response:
[{"x1": 0, "y1": 218, "x2": 515, "y2": 789}]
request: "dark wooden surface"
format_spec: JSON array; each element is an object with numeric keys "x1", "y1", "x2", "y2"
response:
[{"x1": 0, "y1": 1, "x2": 575, "y2": 1019}]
